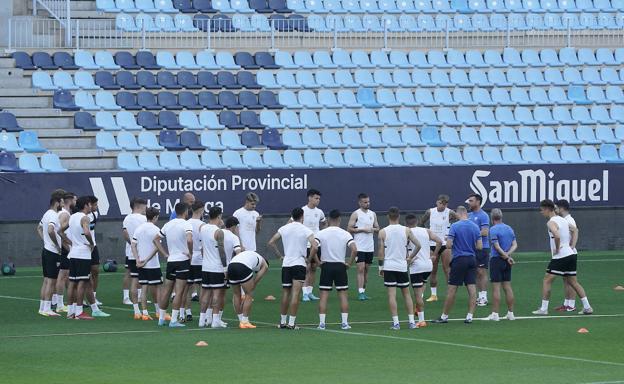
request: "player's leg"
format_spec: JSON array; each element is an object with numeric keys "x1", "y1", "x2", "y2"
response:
[
  {"x1": 337, "y1": 289, "x2": 350, "y2": 329},
  {"x1": 502, "y1": 282, "x2": 515, "y2": 319},
  {"x1": 90, "y1": 246, "x2": 101, "y2": 305},
  {"x1": 318, "y1": 262, "x2": 331, "y2": 328},
  {"x1": 466, "y1": 284, "x2": 477, "y2": 322},
  {"x1": 239, "y1": 279, "x2": 257, "y2": 328},
  {"x1": 169, "y1": 277, "x2": 187, "y2": 327},
  {"x1": 199, "y1": 285, "x2": 213, "y2": 327},
  {"x1": 287, "y1": 279, "x2": 304, "y2": 328},
  {"x1": 411, "y1": 273, "x2": 427, "y2": 326},
  {"x1": 122, "y1": 257, "x2": 131, "y2": 304},
  {"x1": 441, "y1": 248, "x2": 451, "y2": 284},
  {"x1": 386, "y1": 286, "x2": 399, "y2": 327},
  {"x1": 55, "y1": 251, "x2": 70, "y2": 312},
  {"x1": 399, "y1": 285, "x2": 416, "y2": 327},
  {"x1": 490, "y1": 282, "x2": 501, "y2": 320},
  {"x1": 279, "y1": 286, "x2": 291, "y2": 327},
  {"x1": 487, "y1": 258, "x2": 501, "y2": 321},
  {"x1": 565, "y1": 275, "x2": 593, "y2": 314},
  {"x1": 336, "y1": 263, "x2": 350, "y2": 329},
  {"x1": 427, "y1": 248, "x2": 439, "y2": 301},
  {"x1": 66, "y1": 279, "x2": 77, "y2": 318},
  {"x1": 231, "y1": 284, "x2": 243, "y2": 321},
  {"x1": 533, "y1": 273, "x2": 557, "y2": 314},
  {"x1": 475, "y1": 249, "x2": 489, "y2": 306},
  {"x1": 356, "y1": 258, "x2": 367, "y2": 300},
  {"x1": 158, "y1": 275, "x2": 175, "y2": 325},
  {"x1": 304, "y1": 257, "x2": 320, "y2": 301}
]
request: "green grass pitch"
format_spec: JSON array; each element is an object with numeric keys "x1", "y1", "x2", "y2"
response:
[{"x1": 1, "y1": 251, "x2": 624, "y2": 384}]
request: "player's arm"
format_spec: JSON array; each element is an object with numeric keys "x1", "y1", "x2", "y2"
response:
[
  {"x1": 446, "y1": 236, "x2": 454, "y2": 252},
  {"x1": 186, "y1": 231, "x2": 193, "y2": 259},
  {"x1": 346, "y1": 241, "x2": 357, "y2": 267},
  {"x1": 58, "y1": 214, "x2": 71, "y2": 249},
  {"x1": 427, "y1": 229, "x2": 442, "y2": 258},
  {"x1": 480, "y1": 223, "x2": 489, "y2": 238},
  {"x1": 152, "y1": 233, "x2": 169, "y2": 258},
  {"x1": 569, "y1": 223, "x2": 578, "y2": 250},
  {"x1": 347, "y1": 211, "x2": 359, "y2": 234},
  {"x1": 372, "y1": 213, "x2": 380, "y2": 233},
  {"x1": 214, "y1": 229, "x2": 226, "y2": 269},
  {"x1": 122, "y1": 228, "x2": 131, "y2": 245},
  {"x1": 131, "y1": 240, "x2": 142, "y2": 267},
  {"x1": 255, "y1": 214, "x2": 262, "y2": 234},
  {"x1": 319, "y1": 218, "x2": 328, "y2": 230},
  {"x1": 406, "y1": 229, "x2": 421, "y2": 264},
  {"x1": 476, "y1": 238, "x2": 483, "y2": 251},
  {"x1": 36, "y1": 223, "x2": 43, "y2": 240},
  {"x1": 308, "y1": 235, "x2": 319, "y2": 264},
  {"x1": 377, "y1": 229, "x2": 386, "y2": 276},
  {"x1": 547, "y1": 221, "x2": 561, "y2": 254},
  {"x1": 267, "y1": 232, "x2": 284, "y2": 260},
  {"x1": 253, "y1": 258, "x2": 269, "y2": 286},
  {"x1": 81, "y1": 216, "x2": 95, "y2": 249},
  {"x1": 416, "y1": 209, "x2": 430, "y2": 228},
  {"x1": 449, "y1": 210, "x2": 459, "y2": 223},
  {"x1": 47, "y1": 223, "x2": 61, "y2": 252}
]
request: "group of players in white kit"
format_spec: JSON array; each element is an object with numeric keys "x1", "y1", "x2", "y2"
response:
[{"x1": 37, "y1": 187, "x2": 594, "y2": 329}]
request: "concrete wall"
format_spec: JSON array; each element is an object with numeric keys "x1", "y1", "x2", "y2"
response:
[{"x1": 1, "y1": 208, "x2": 623, "y2": 267}]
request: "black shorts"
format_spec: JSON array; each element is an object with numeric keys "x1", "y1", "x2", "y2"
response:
[
  {"x1": 227, "y1": 262, "x2": 254, "y2": 285},
  {"x1": 476, "y1": 248, "x2": 490, "y2": 269},
  {"x1": 546, "y1": 254, "x2": 577, "y2": 276},
  {"x1": 319, "y1": 262, "x2": 348, "y2": 291},
  {"x1": 69, "y1": 258, "x2": 92, "y2": 281},
  {"x1": 383, "y1": 270, "x2": 410, "y2": 287},
  {"x1": 281, "y1": 265, "x2": 307, "y2": 287},
  {"x1": 91, "y1": 246, "x2": 100, "y2": 266},
  {"x1": 138, "y1": 267, "x2": 163, "y2": 285},
  {"x1": 41, "y1": 249, "x2": 60, "y2": 279},
  {"x1": 127, "y1": 259, "x2": 139, "y2": 277},
  {"x1": 430, "y1": 245, "x2": 447, "y2": 254},
  {"x1": 307, "y1": 246, "x2": 321, "y2": 261},
  {"x1": 448, "y1": 256, "x2": 477, "y2": 286},
  {"x1": 188, "y1": 265, "x2": 202, "y2": 284},
  {"x1": 165, "y1": 260, "x2": 190, "y2": 281},
  {"x1": 202, "y1": 271, "x2": 227, "y2": 289},
  {"x1": 356, "y1": 251, "x2": 374, "y2": 264},
  {"x1": 59, "y1": 248, "x2": 70, "y2": 270},
  {"x1": 124, "y1": 256, "x2": 129, "y2": 268},
  {"x1": 410, "y1": 271, "x2": 431, "y2": 288},
  {"x1": 490, "y1": 257, "x2": 512, "y2": 282}
]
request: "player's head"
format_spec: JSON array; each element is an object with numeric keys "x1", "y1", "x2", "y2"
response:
[
  {"x1": 455, "y1": 205, "x2": 468, "y2": 219},
  {"x1": 466, "y1": 194, "x2": 482, "y2": 211},
  {"x1": 307, "y1": 189, "x2": 322, "y2": 208},
  {"x1": 146, "y1": 207, "x2": 160, "y2": 223},
  {"x1": 405, "y1": 213, "x2": 417, "y2": 228},
  {"x1": 555, "y1": 199, "x2": 570, "y2": 216},
  {"x1": 225, "y1": 216, "x2": 240, "y2": 235},
  {"x1": 182, "y1": 193, "x2": 196, "y2": 206},
  {"x1": 49, "y1": 193, "x2": 63, "y2": 210},
  {"x1": 357, "y1": 193, "x2": 370, "y2": 210},
  {"x1": 436, "y1": 194, "x2": 450, "y2": 210},
  {"x1": 491, "y1": 208, "x2": 503, "y2": 223},
  {"x1": 208, "y1": 206, "x2": 223, "y2": 223},
  {"x1": 175, "y1": 202, "x2": 189, "y2": 219},
  {"x1": 131, "y1": 197, "x2": 148, "y2": 214},
  {"x1": 328, "y1": 209, "x2": 341, "y2": 226},
  {"x1": 244, "y1": 192, "x2": 260, "y2": 210},
  {"x1": 51, "y1": 188, "x2": 66, "y2": 202},
  {"x1": 86, "y1": 195, "x2": 98, "y2": 212},
  {"x1": 539, "y1": 199, "x2": 556, "y2": 218},
  {"x1": 388, "y1": 206, "x2": 400, "y2": 222},
  {"x1": 291, "y1": 207, "x2": 304, "y2": 222},
  {"x1": 75, "y1": 196, "x2": 92, "y2": 213},
  {"x1": 63, "y1": 192, "x2": 77, "y2": 210},
  {"x1": 192, "y1": 200, "x2": 205, "y2": 218}
]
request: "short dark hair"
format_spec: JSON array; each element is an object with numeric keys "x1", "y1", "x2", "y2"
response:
[
  {"x1": 86, "y1": 195, "x2": 98, "y2": 204},
  {"x1": 146, "y1": 207, "x2": 160, "y2": 221},
  {"x1": 291, "y1": 207, "x2": 304, "y2": 221},
  {"x1": 388, "y1": 206, "x2": 400, "y2": 220},
  {"x1": 51, "y1": 189, "x2": 66, "y2": 201},
  {"x1": 225, "y1": 217, "x2": 239, "y2": 228},
  {"x1": 49, "y1": 195, "x2": 62, "y2": 206},
  {"x1": 307, "y1": 189, "x2": 321, "y2": 197},
  {"x1": 63, "y1": 192, "x2": 76, "y2": 200},
  {"x1": 75, "y1": 196, "x2": 90, "y2": 211},
  {"x1": 130, "y1": 197, "x2": 147, "y2": 209},
  {"x1": 405, "y1": 214, "x2": 417, "y2": 226},
  {"x1": 175, "y1": 202, "x2": 188, "y2": 215},
  {"x1": 437, "y1": 194, "x2": 449, "y2": 203},
  {"x1": 192, "y1": 200, "x2": 205, "y2": 212},
  {"x1": 540, "y1": 199, "x2": 556, "y2": 211},
  {"x1": 328, "y1": 209, "x2": 341, "y2": 219},
  {"x1": 357, "y1": 193, "x2": 368, "y2": 200},
  {"x1": 208, "y1": 206, "x2": 222, "y2": 219},
  {"x1": 555, "y1": 199, "x2": 570, "y2": 211},
  {"x1": 468, "y1": 193, "x2": 483, "y2": 203}
]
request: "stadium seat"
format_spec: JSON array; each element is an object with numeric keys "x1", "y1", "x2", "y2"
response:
[
  {"x1": 75, "y1": 91, "x2": 99, "y2": 111},
  {"x1": 74, "y1": 112, "x2": 99, "y2": 131},
  {"x1": 382, "y1": 147, "x2": 407, "y2": 166},
  {"x1": 180, "y1": 131, "x2": 205, "y2": 150},
  {"x1": 421, "y1": 126, "x2": 446, "y2": 146},
  {"x1": 32, "y1": 52, "x2": 58, "y2": 70},
  {"x1": 200, "y1": 131, "x2": 226, "y2": 150},
  {"x1": 502, "y1": 146, "x2": 525, "y2": 164},
  {"x1": 442, "y1": 147, "x2": 466, "y2": 165},
  {"x1": 160, "y1": 152, "x2": 186, "y2": 170},
  {"x1": 280, "y1": 110, "x2": 305, "y2": 128},
  {"x1": 159, "y1": 111, "x2": 183, "y2": 130},
  {"x1": 95, "y1": 71, "x2": 120, "y2": 90},
  {"x1": 18, "y1": 153, "x2": 44, "y2": 172},
  {"x1": 96, "y1": 131, "x2": 121, "y2": 151},
  {"x1": 201, "y1": 150, "x2": 227, "y2": 169},
  {"x1": 518, "y1": 127, "x2": 541, "y2": 145},
  {"x1": 137, "y1": 111, "x2": 163, "y2": 130},
  {"x1": 96, "y1": 111, "x2": 121, "y2": 131},
  {"x1": 222, "y1": 150, "x2": 247, "y2": 169},
  {"x1": 159, "y1": 130, "x2": 185, "y2": 150},
  {"x1": 117, "y1": 131, "x2": 142, "y2": 151},
  {"x1": 483, "y1": 146, "x2": 505, "y2": 164},
  {"x1": 95, "y1": 51, "x2": 121, "y2": 70},
  {"x1": 116, "y1": 92, "x2": 140, "y2": 111},
  {"x1": 115, "y1": 52, "x2": 140, "y2": 70},
  {"x1": 599, "y1": 143, "x2": 622, "y2": 162},
  {"x1": 75, "y1": 71, "x2": 101, "y2": 90},
  {"x1": 32, "y1": 72, "x2": 56, "y2": 91},
  {"x1": 116, "y1": 111, "x2": 142, "y2": 130},
  {"x1": 41, "y1": 153, "x2": 67, "y2": 172},
  {"x1": 0, "y1": 133, "x2": 23, "y2": 152},
  {"x1": 180, "y1": 151, "x2": 204, "y2": 170},
  {"x1": 12, "y1": 52, "x2": 35, "y2": 70},
  {"x1": 403, "y1": 147, "x2": 426, "y2": 165},
  {"x1": 96, "y1": 91, "x2": 121, "y2": 110},
  {"x1": 53, "y1": 52, "x2": 78, "y2": 70},
  {"x1": 136, "y1": 51, "x2": 162, "y2": 70},
  {"x1": 53, "y1": 90, "x2": 79, "y2": 111},
  {"x1": 301, "y1": 110, "x2": 324, "y2": 129}
]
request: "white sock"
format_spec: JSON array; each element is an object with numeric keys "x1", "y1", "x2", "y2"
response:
[
  {"x1": 133, "y1": 304, "x2": 140, "y2": 315},
  {"x1": 218, "y1": 310, "x2": 224, "y2": 321},
  {"x1": 142, "y1": 309, "x2": 149, "y2": 316},
  {"x1": 68, "y1": 303, "x2": 75, "y2": 316},
  {"x1": 392, "y1": 315, "x2": 399, "y2": 324},
  {"x1": 199, "y1": 312, "x2": 206, "y2": 326},
  {"x1": 491, "y1": 312, "x2": 499, "y2": 317},
  {"x1": 238, "y1": 313, "x2": 244, "y2": 321},
  {"x1": 180, "y1": 308, "x2": 185, "y2": 319},
  {"x1": 431, "y1": 287, "x2": 437, "y2": 296},
  {"x1": 408, "y1": 314, "x2": 415, "y2": 324},
  {"x1": 280, "y1": 314, "x2": 287, "y2": 325},
  {"x1": 75, "y1": 305, "x2": 83, "y2": 316},
  {"x1": 563, "y1": 299, "x2": 569, "y2": 307},
  {"x1": 39, "y1": 300, "x2": 44, "y2": 312},
  {"x1": 417, "y1": 311, "x2": 425, "y2": 322},
  {"x1": 58, "y1": 295, "x2": 64, "y2": 307},
  {"x1": 302, "y1": 286, "x2": 309, "y2": 295},
  {"x1": 580, "y1": 297, "x2": 591, "y2": 309},
  {"x1": 288, "y1": 316, "x2": 296, "y2": 326},
  {"x1": 569, "y1": 299, "x2": 576, "y2": 308},
  {"x1": 212, "y1": 314, "x2": 219, "y2": 324},
  {"x1": 91, "y1": 303, "x2": 99, "y2": 312},
  {"x1": 541, "y1": 300, "x2": 549, "y2": 311},
  {"x1": 206, "y1": 309, "x2": 213, "y2": 324},
  {"x1": 171, "y1": 309, "x2": 179, "y2": 322},
  {"x1": 441, "y1": 313, "x2": 448, "y2": 320},
  {"x1": 52, "y1": 294, "x2": 58, "y2": 306},
  {"x1": 241, "y1": 315, "x2": 249, "y2": 322},
  {"x1": 44, "y1": 300, "x2": 51, "y2": 312},
  {"x1": 123, "y1": 289, "x2": 129, "y2": 300},
  {"x1": 319, "y1": 313, "x2": 326, "y2": 324},
  {"x1": 94, "y1": 292, "x2": 97, "y2": 300},
  {"x1": 482, "y1": 291, "x2": 488, "y2": 300},
  {"x1": 466, "y1": 313, "x2": 473, "y2": 321},
  {"x1": 308, "y1": 287, "x2": 314, "y2": 295},
  {"x1": 507, "y1": 311, "x2": 514, "y2": 317},
  {"x1": 341, "y1": 312, "x2": 348, "y2": 324},
  {"x1": 159, "y1": 308, "x2": 166, "y2": 320},
  {"x1": 358, "y1": 288, "x2": 365, "y2": 294},
  {"x1": 154, "y1": 303, "x2": 159, "y2": 314},
  {"x1": 186, "y1": 308, "x2": 192, "y2": 316}
]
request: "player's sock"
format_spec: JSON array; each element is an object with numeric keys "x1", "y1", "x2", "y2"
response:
[
  {"x1": 540, "y1": 300, "x2": 549, "y2": 311},
  {"x1": 75, "y1": 305, "x2": 83, "y2": 316},
  {"x1": 392, "y1": 315, "x2": 399, "y2": 325},
  {"x1": 569, "y1": 299, "x2": 576, "y2": 308},
  {"x1": 153, "y1": 303, "x2": 159, "y2": 314},
  {"x1": 441, "y1": 313, "x2": 449, "y2": 320},
  {"x1": 288, "y1": 316, "x2": 296, "y2": 326},
  {"x1": 218, "y1": 310, "x2": 224, "y2": 322},
  {"x1": 93, "y1": 292, "x2": 98, "y2": 301},
  {"x1": 241, "y1": 316, "x2": 249, "y2": 323},
  {"x1": 238, "y1": 313, "x2": 243, "y2": 321},
  {"x1": 199, "y1": 312, "x2": 206, "y2": 327},
  {"x1": 358, "y1": 288, "x2": 365, "y2": 294},
  {"x1": 417, "y1": 311, "x2": 425, "y2": 322},
  {"x1": 179, "y1": 308, "x2": 185, "y2": 319},
  {"x1": 171, "y1": 310, "x2": 179, "y2": 323},
  {"x1": 123, "y1": 289, "x2": 129, "y2": 300},
  {"x1": 205, "y1": 309, "x2": 213, "y2": 324},
  {"x1": 91, "y1": 303, "x2": 100, "y2": 312},
  {"x1": 341, "y1": 313, "x2": 348, "y2": 324},
  {"x1": 466, "y1": 313, "x2": 473, "y2": 321},
  {"x1": 44, "y1": 300, "x2": 51, "y2": 312},
  {"x1": 580, "y1": 297, "x2": 591, "y2": 309},
  {"x1": 186, "y1": 308, "x2": 192, "y2": 316},
  {"x1": 159, "y1": 308, "x2": 166, "y2": 320},
  {"x1": 58, "y1": 295, "x2": 64, "y2": 307},
  {"x1": 52, "y1": 294, "x2": 58, "y2": 306},
  {"x1": 68, "y1": 303, "x2": 75, "y2": 316},
  {"x1": 408, "y1": 314, "x2": 415, "y2": 324},
  {"x1": 280, "y1": 314, "x2": 287, "y2": 325},
  {"x1": 319, "y1": 313, "x2": 326, "y2": 324},
  {"x1": 430, "y1": 287, "x2": 437, "y2": 296},
  {"x1": 133, "y1": 304, "x2": 140, "y2": 315},
  {"x1": 478, "y1": 291, "x2": 484, "y2": 300},
  {"x1": 211, "y1": 313, "x2": 219, "y2": 325},
  {"x1": 563, "y1": 299, "x2": 569, "y2": 307},
  {"x1": 142, "y1": 309, "x2": 149, "y2": 316},
  {"x1": 39, "y1": 300, "x2": 44, "y2": 312},
  {"x1": 482, "y1": 292, "x2": 488, "y2": 301}
]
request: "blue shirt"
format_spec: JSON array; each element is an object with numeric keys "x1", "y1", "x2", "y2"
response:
[
  {"x1": 448, "y1": 220, "x2": 481, "y2": 258},
  {"x1": 469, "y1": 209, "x2": 490, "y2": 249},
  {"x1": 490, "y1": 223, "x2": 516, "y2": 258}
]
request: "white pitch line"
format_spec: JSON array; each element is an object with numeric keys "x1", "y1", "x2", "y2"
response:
[
  {"x1": 1, "y1": 330, "x2": 159, "y2": 339},
  {"x1": 580, "y1": 381, "x2": 624, "y2": 384}
]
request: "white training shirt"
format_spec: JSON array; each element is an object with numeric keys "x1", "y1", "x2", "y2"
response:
[
  {"x1": 317, "y1": 226, "x2": 354, "y2": 263},
  {"x1": 132, "y1": 222, "x2": 161, "y2": 269},
  {"x1": 352, "y1": 209, "x2": 376, "y2": 252},
  {"x1": 158, "y1": 218, "x2": 193, "y2": 262},
  {"x1": 40, "y1": 209, "x2": 61, "y2": 254},
  {"x1": 429, "y1": 207, "x2": 451, "y2": 246},
  {"x1": 67, "y1": 212, "x2": 91, "y2": 260},
  {"x1": 233, "y1": 207, "x2": 260, "y2": 251},
  {"x1": 224, "y1": 229, "x2": 242, "y2": 264},
  {"x1": 563, "y1": 214, "x2": 578, "y2": 254},
  {"x1": 278, "y1": 221, "x2": 314, "y2": 267},
  {"x1": 408, "y1": 227, "x2": 433, "y2": 274},
  {"x1": 383, "y1": 224, "x2": 409, "y2": 272},
  {"x1": 302, "y1": 205, "x2": 326, "y2": 234},
  {"x1": 200, "y1": 223, "x2": 224, "y2": 272},
  {"x1": 230, "y1": 250, "x2": 265, "y2": 272},
  {"x1": 548, "y1": 215, "x2": 575, "y2": 259},
  {"x1": 188, "y1": 218, "x2": 205, "y2": 266},
  {"x1": 123, "y1": 213, "x2": 147, "y2": 259}
]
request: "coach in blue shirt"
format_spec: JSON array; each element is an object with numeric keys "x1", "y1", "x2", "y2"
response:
[
  {"x1": 169, "y1": 193, "x2": 195, "y2": 220},
  {"x1": 433, "y1": 206, "x2": 482, "y2": 324},
  {"x1": 487, "y1": 208, "x2": 517, "y2": 322},
  {"x1": 467, "y1": 193, "x2": 490, "y2": 307}
]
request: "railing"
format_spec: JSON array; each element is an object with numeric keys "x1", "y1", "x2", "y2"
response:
[
  {"x1": 32, "y1": 0, "x2": 71, "y2": 46},
  {"x1": 7, "y1": 17, "x2": 624, "y2": 51}
]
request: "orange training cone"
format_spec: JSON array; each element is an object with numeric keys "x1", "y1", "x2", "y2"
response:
[
  {"x1": 577, "y1": 328, "x2": 589, "y2": 334},
  {"x1": 195, "y1": 341, "x2": 208, "y2": 347}
]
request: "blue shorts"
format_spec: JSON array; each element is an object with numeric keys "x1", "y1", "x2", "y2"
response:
[
  {"x1": 448, "y1": 256, "x2": 476, "y2": 286},
  {"x1": 476, "y1": 248, "x2": 490, "y2": 269},
  {"x1": 489, "y1": 257, "x2": 512, "y2": 282}
]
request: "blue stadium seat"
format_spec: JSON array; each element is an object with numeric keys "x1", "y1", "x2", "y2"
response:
[
  {"x1": 303, "y1": 130, "x2": 327, "y2": 149},
  {"x1": 280, "y1": 110, "x2": 305, "y2": 128},
  {"x1": 596, "y1": 125, "x2": 619, "y2": 144},
  {"x1": 137, "y1": 131, "x2": 163, "y2": 151},
  {"x1": 383, "y1": 147, "x2": 407, "y2": 166},
  {"x1": 579, "y1": 145, "x2": 601, "y2": 163},
  {"x1": 443, "y1": 147, "x2": 466, "y2": 165},
  {"x1": 359, "y1": 109, "x2": 383, "y2": 127},
  {"x1": 541, "y1": 146, "x2": 564, "y2": 163},
  {"x1": 319, "y1": 109, "x2": 341, "y2": 128},
  {"x1": 502, "y1": 146, "x2": 525, "y2": 163},
  {"x1": 283, "y1": 130, "x2": 306, "y2": 149},
  {"x1": 560, "y1": 145, "x2": 583, "y2": 163},
  {"x1": 74, "y1": 112, "x2": 99, "y2": 131},
  {"x1": 116, "y1": 152, "x2": 143, "y2": 171},
  {"x1": 421, "y1": 126, "x2": 446, "y2": 146},
  {"x1": 339, "y1": 109, "x2": 364, "y2": 128},
  {"x1": 283, "y1": 149, "x2": 307, "y2": 168},
  {"x1": 537, "y1": 126, "x2": 563, "y2": 145},
  {"x1": 221, "y1": 130, "x2": 246, "y2": 149},
  {"x1": 521, "y1": 146, "x2": 543, "y2": 164},
  {"x1": 200, "y1": 150, "x2": 226, "y2": 169},
  {"x1": 344, "y1": 148, "x2": 369, "y2": 167},
  {"x1": 403, "y1": 147, "x2": 426, "y2": 165},
  {"x1": 303, "y1": 149, "x2": 329, "y2": 168},
  {"x1": 53, "y1": 90, "x2": 79, "y2": 111},
  {"x1": 75, "y1": 71, "x2": 101, "y2": 90},
  {"x1": 75, "y1": 91, "x2": 99, "y2": 110},
  {"x1": 95, "y1": 71, "x2": 120, "y2": 90},
  {"x1": 483, "y1": 146, "x2": 506, "y2": 164},
  {"x1": 117, "y1": 131, "x2": 142, "y2": 151},
  {"x1": 41, "y1": 153, "x2": 67, "y2": 172},
  {"x1": 32, "y1": 72, "x2": 56, "y2": 91},
  {"x1": 117, "y1": 111, "x2": 142, "y2": 130},
  {"x1": 323, "y1": 149, "x2": 346, "y2": 167},
  {"x1": 160, "y1": 152, "x2": 186, "y2": 170},
  {"x1": 96, "y1": 111, "x2": 121, "y2": 131},
  {"x1": 518, "y1": 126, "x2": 541, "y2": 145},
  {"x1": 159, "y1": 130, "x2": 184, "y2": 150},
  {"x1": 599, "y1": 143, "x2": 622, "y2": 162},
  {"x1": 342, "y1": 129, "x2": 367, "y2": 148},
  {"x1": 423, "y1": 147, "x2": 445, "y2": 165},
  {"x1": 557, "y1": 126, "x2": 582, "y2": 144},
  {"x1": 199, "y1": 131, "x2": 226, "y2": 150},
  {"x1": 363, "y1": 148, "x2": 386, "y2": 167},
  {"x1": 0, "y1": 132, "x2": 23, "y2": 152}
]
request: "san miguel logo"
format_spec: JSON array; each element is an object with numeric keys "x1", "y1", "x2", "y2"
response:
[{"x1": 470, "y1": 169, "x2": 609, "y2": 207}]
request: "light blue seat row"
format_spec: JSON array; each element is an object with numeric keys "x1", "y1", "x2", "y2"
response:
[
  {"x1": 32, "y1": 71, "x2": 101, "y2": 91},
  {"x1": 97, "y1": 0, "x2": 179, "y2": 13},
  {"x1": 115, "y1": 13, "x2": 199, "y2": 32},
  {"x1": 18, "y1": 153, "x2": 67, "y2": 172},
  {"x1": 74, "y1": 91, "x2": 121, "y2": 111},
  {"x1": 73, "y1": 50, "x2": 243, "y2": 70}
]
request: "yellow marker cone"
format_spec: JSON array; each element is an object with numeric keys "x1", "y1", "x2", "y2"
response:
[
  {"x1": 577, "y1": 328, "x2": 589, "y2": 334},
  {"x1": 195, "y1": 341, "x2": 208, "y2": 347}
]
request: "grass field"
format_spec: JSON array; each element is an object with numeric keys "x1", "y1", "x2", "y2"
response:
[{"x1": 1, "y1": 251, "x2": 624, "y2": 384}]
